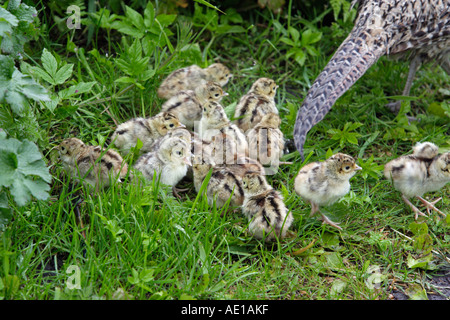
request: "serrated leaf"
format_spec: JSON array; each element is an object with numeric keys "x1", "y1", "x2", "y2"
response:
[
  {"x1": 41, "y1": 48, "x2": 58, "y2": 78},
  {"x1": 111, "y1": 21, "x2": 143, "y2": 38},
  {"x1": 53, "y1": 63, "x2": 73, "y2": 85},
  {"x1": 124, "y1": 5, "x2": 145, "y2": 30},
  {"x1": 345, "y1": 133, "x2": 360, "y2": 144},
  {"x1": 58, "y1": 81, "x2": 96, "y2": 100},
  {"x1": 139, "y1": 268, "x2": 155, "y2": 283},
  {"x1": 28, "y1": 66, "x2": 55, "y2": 85},
  {"x1": 143, "y1": 2, "x2": 155, "y2": 28}
]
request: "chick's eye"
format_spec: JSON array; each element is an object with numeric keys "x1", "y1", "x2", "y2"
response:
[
  {"x1": 169, "y1": 123, "x2": 174, "y2": 128},
  {"x1": 345, "y1": 166, "x2": 350, "y2": 170}
]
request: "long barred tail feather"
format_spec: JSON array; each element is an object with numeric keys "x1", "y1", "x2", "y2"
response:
[{"x1": 293, "y1": 33, "x2": 386, "y2": 159}]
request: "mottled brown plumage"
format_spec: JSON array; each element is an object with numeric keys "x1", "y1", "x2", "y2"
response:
[
  {"x1": 58, "y1": 137, "x2": 129, "y2": 189},
  {"x1": 233, "y1": 77, "x2": 279, "y2": 133},
  {"x1": 241, "y1": 171, "x2": 294, "y2": 242},
  {"x1": 157, "y1": 63, "x2": 232, "y2": 99},
  {"x1": 294, "y1": 0, "x2": 450, "y2": 159}
]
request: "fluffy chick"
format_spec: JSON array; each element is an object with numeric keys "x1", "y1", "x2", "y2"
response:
[
  {"x1": 111, "y1": 112, "x2": 184, "y2": 155},
  {"x1": 58, "y1": 137, "x2": 128, "y2": 189},
  {"x1": 192, "y1": 154, "x2": 245, "y2": 209},
  {"x1": 199, "y1": 101, "x2": 248, "y2": 158},
  {"x1": 384, "y1": 142, "x2": 449, "y2": 219},
  {"x1": 161, "y1": 81, "x2": 228, "y2": 130},
  {"x1": 241, "y1": 171, "x2": 294, "y2": 242},
  {"x1": 246, "y1": 112, "x2": 284, "y2": 174},
  {"x1": 134, "y1": 137, "x2": 192, "y2": 188},
  {"x1": 157, "y1": 63, "x2": 233, "y2": 99},
  {"x1": 294, "y1": 153, "x2": 361, "y2": 230},
  {"x1": 150, "y1": 127, "x2": 192, "y2": 153},
  {"x1": 233, "y1": 77, "x2": 279, "y2": 133}
]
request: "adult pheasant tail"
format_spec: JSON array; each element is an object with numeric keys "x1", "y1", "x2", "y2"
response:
[{"x1": 293, "y1": 30, "x2": 387, "y2": 159}]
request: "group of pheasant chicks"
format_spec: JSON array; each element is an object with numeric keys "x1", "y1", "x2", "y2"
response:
[{"x1": 57, "y1": 63, "x2": 450, "y2": 242}]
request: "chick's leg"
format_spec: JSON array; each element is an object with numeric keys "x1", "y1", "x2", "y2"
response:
[
  {"x1": 401, "y1": 195, "x2": 427, "y2": 220},
  {"x1": 310, "y1": 202, "x2": 342, "y2": 230},
  {"x1": 319, "y1": 214, "x2": 343, "y2": 230},
  {"x1": 172, "y1": 186, "x2": 189, "y2": 199},
  {"x1": 417, "y1": 196, "x2": 446, "y2": 218},
  {"x1": 309, "y1": 201, "x2": 319, "y2": 217}
]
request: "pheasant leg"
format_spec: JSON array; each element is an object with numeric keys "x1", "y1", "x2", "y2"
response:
[
  {"x1": 417, "y1": 196, "x2": 446, "y2": 217},
  {"x1": 386, "y1": 55, "x2": 421, "y2": 114},
  {"x1": 402, "y1": 194, "x2": 427, "y2": 220}
]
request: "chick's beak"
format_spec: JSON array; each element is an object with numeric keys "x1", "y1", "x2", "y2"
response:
[
  {"x1": 184, "y1": 157, "x2": 192, "y2": 166},
  {"x1": 355, "y1": 165, "x2": 362, "y2": 171}
]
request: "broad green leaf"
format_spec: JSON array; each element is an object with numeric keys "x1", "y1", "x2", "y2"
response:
[
  {"x1": 111, "y1": 21, "x2": 143, "y2": 38},
  {"x1": 124, "y1": 5, "x2": 144, "y2": 30},
  {"x1": 0, "y1": 54, "x2": 15, "y2": 80},
  {"x1": 0, "y1": 7, "x2": 19, "y2": 27},
  {"x1": 139, "y1": 268, "x2": 155, "y2": 283},
  {"x1": 155, "y1": 14, "x2": 177, "y2": 28},
  {"x1": 58, "y1": 81, "x2": 96, "y2": 100},
  {"x1": 41, "y1": 48, "x2": 58, "y2": 78},
  {"x1": 0, "y1": 65, "x2": 50, "y2": 115},
  {"x1": 143, "y1": 2, "x2": 155, "y2": 28},
  {"x1": 115, "y1": 76, "x2": 135, "y2": 84},
  {"x1": 28, "y1": 66, "x2": 55, "y2": 85},
  {"x1": 294, "y1": 50, "x2": 306, "y2": 66},
  {"x1": 0, "y1": 135, "x2": 51, "y2": 207},
  {"x1": 7, "y1": 0, "x2": 36, "y2": 23},
  {"x1": 408, "y1": 221, "x2": 428, "y2": 235},
  {"x1": 288, "y1": 27, "x2": 300, "y2": 42},
  {"x1": 0, "y1": 192, "x2": 12, "y2": 232},
  {"x1": 330, "y1": 279, "x2": 346, "y2": 298},
  {"x1": 53, "y1": 63, "x2": 73, "y2": 85},
  {"x1": 407, "y1": 253, "x2": 436, "y2": 270},
  {"x1": 279, "y1": 37, "x2": 295, "y2": 47},
  {"x1": 406, "y1": 283, "x2": 429, "y2": 300}
]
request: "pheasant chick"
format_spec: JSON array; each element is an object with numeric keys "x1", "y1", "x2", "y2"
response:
[
  {"x1": 241, "y1": 171, "x2": 294, "y2": 242},
  {"x1": 294, "y1": 153, "x2": 361, "y2": 230},
  {"x1": 199, "y1": 101, "x2": 248, "y2": 159},
  {"x1": 246, "y1": 112, "x2": 285, "y2": 174},
  {"x1": 384, "y1": 141, "x2": 449, "y2": 219},
  {"x1": 58, "y1": 137, "x2": 128, "y2": 189},
  {"x1": 112, "y1": 112, "x2": 184, "y2": 155},
  {"x1": 134, "y1": 137, "x2": 192, "y2": 188},
  {"x1": 157, "y1": 63, "x2": 232, "y2": 99},
  {"x1": 161, "y1": 81, "x2": 227, "y2": 130},
  {"x1": 192, "y1": 154, "x2": 245, "y2": 209},
  {"x1": 233, "y1": 77, "x2": 279, "y2": 133}
]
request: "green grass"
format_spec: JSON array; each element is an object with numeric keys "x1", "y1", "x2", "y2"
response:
[{"x1": 1, "y1": 1, "x2": 449, "y2": 300}]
